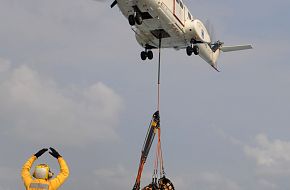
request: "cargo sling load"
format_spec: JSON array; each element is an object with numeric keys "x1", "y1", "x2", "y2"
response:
[{"x1": 132, "y1": 111, "x2": 174, "y2": 190}]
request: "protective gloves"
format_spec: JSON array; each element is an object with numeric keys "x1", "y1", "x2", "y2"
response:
[
  {"x1": 34, "y1": 148, "x2": 48, "y2": 158},
  {"x1": 49, "y1": 147, "x2": 61, "y2": 158}
]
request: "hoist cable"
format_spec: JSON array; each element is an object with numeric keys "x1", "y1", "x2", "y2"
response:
[{"x1": 157, "y1": 36, "x2": 162, "y2": 111}]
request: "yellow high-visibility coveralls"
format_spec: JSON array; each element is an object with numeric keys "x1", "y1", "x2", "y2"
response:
[{"x1": 21, "y1": 155, "x2": 69, "y2": 190}]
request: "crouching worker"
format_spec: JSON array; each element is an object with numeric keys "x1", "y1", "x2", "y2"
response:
[{"x1": 21, "y1": 147, "x2": 69, "y2": 190}]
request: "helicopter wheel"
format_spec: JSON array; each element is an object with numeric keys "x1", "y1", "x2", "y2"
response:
[
  {"x1": 128, "y1": 15, "x2": 135, "y2": 26},
  {"x1": 186, "y1": 46, "x2": 193, "y2": 56},
  {"x1": 193, "y1": 46, "x2": 199, "y2": 55},
  {"x1": 135, "y1": 12, "x2": 143, "y2": 25},
  {"x1": 141, "y1": 51, "x2": 147, "y2": 60},
  {"x1": 147, "y1": 51, "x2": 153, "y2": 60}
]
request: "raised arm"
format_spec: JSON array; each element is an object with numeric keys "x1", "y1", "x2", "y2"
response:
[
  {"x1": 21, "y1": 148, "x2": 48, "y2": 188},
  {"x1": 49, "y1": 148, "x2": 70, "y2": 189}
]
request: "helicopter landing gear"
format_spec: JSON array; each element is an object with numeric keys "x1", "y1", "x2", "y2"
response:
[
  {"x1": 186, "y1": 45, "x2": 199, "y2": 56},
  {"x1": 141, "y1": 49, "x2": 153, "y2": 60},
  {"x1": 186, "y1": 39, "x2": 200, "y2": 56},
  {"x1": 128, "y1": 12, "x2": 143, "y2": 26}
]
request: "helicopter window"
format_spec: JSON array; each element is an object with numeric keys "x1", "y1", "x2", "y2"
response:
[
  {"x1": 188, "y1": 12, "x2": 192, "y2": 20},
  {"x1": 179, "y1": 1, "x2": 184, "y2": 9}
]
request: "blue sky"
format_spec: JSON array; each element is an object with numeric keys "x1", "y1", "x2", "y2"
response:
[{"x1": 0, "y1": 0, "x2": 290, "y2": 190}]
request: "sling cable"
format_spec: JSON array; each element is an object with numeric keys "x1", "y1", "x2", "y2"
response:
[{"x1": 132, "y1": 35, "x2": 175, "y2": 190}]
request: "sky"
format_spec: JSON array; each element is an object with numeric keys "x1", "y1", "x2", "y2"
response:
[{"x1": 0, "y1": 0, "x2": 290, "y2": 189}]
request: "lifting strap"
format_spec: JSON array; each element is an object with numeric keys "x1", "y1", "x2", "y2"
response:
[{"x1": 153, "y1": 127, "x2": 165, "y2": 180}]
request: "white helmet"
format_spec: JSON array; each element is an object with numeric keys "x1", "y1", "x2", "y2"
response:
[{"x1": 33, "y1": 164, "x2": 54, "y2": 180}]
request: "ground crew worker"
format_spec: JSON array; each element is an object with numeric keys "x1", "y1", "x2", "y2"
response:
[{"x1": 21, "y1": 147, "x2": 69, "y2": 190}]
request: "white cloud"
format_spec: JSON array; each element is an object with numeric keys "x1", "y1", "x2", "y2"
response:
[
  {"x1": 258, "y1": 179, "x2": 278, "y2": 189},
  {"x1": 160, "y1": 171, "x2": 242, "y2": 190},
  {"x1": 194, "y1": 172, "x2": 241, "y2": 190},
  {"x1": 0, "y1": 186, "x2": 11, "y2": 190},
  {"x1": 93, "y1": 165, "x2": 133, "y2": 190},
  {"x1": 0, "y1": 64, "x2": 123, "y2": 146},
  {"x1": 94, "y1": 164, "x2": 130, "y2": 179},
  {"x1": 244, "y1": 134, "x2": 290, "y2": 175},
  {"x1": 0, "y1": 58, "x2": 10, "y2": 72},
  {"x1": 93, "y1": 165, "x2": 154, "y2": 190},
  {"x1": 0, "y1": 166, "x2": 16, "y2": 190},
  {"x1": 0, "y1": 166, "x2": 16, "y2": 181}
]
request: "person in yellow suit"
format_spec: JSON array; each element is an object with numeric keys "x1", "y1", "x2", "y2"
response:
[{"x1": 21, "y1": 147, "x2": 70, "y2": 190}]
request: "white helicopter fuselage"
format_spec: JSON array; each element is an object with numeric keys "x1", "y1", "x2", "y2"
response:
[{"x1": 115, "y1": 0, "x2": 252, "y2": 70}]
